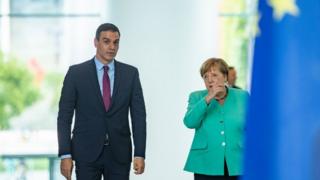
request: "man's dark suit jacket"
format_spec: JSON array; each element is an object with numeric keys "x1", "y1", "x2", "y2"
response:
[{"x1": 57, "y1": 59, "x2": 146, "y2": 164}]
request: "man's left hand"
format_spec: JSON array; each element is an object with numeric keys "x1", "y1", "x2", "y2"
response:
[{"x1": 133, "y1": 157, "x2": 145, "y2": 175}]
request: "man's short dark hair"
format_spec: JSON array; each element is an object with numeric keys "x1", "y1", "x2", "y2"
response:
[
  {"x1": 95, "y1": 23, "x2": 120, "y2": 40},
  {"x1": 228, "y1": 66, "x2": 235, "y2": 70}
]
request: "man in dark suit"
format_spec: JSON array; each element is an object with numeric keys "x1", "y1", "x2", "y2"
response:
[
  {"x1": 227, "y1": 66, "x2": 241, "y2": 89},
  {"x1": 57, "y1": 23, "x2": 146, "y2": 180}
]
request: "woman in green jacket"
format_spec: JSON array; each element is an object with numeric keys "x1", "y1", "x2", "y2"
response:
[{"x1": 183, "y1": 58, "x2": 248, "y2": 180}]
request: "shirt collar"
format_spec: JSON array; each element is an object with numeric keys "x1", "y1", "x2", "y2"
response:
[{"x1": 94, "y1": 56, "x2": 115, "y2": 71}]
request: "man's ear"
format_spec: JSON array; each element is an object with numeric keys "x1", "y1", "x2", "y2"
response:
[{"x1": 94, "y1": 38, "x2": 98, "y2": 48}]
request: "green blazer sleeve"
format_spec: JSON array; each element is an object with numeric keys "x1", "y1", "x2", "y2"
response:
[{"x1": 183, "y1": 91, "x2": 208, "y2": 129}]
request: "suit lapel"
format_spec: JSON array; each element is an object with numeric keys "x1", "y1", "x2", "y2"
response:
[
  {"x1": 111, "y1": 60, "x2": 121, "y2": 108},
  {"x1": 88, "y1": 59, "x2": 105, "y2": 111}
]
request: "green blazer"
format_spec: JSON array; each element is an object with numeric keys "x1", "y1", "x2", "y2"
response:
[{"x1": 183, "y1": 88, "x2": 248, "y2": 176}]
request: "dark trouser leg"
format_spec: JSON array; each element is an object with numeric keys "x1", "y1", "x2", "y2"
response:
[
  {"x1": 228, "y1": 176, "x2": 239, "y2": 180},
  {"x1": 194, "y1": 159, "x2": 240, "y2": 180},
  {"x1": 105, "y1": 173, "x2": 129, "y2": 180},
  {"x1": 75, "y1": 145, "x2": 130, "y2": 180},
  {"x1": 102, "y1": 145, "x2": 130, "y2": 180},
  {"x1": 194, "y1": 174, "x2": 227, "y2": 180},
  {"x1": 75, "y1": 160, "x2": 103, "y2": 180}
]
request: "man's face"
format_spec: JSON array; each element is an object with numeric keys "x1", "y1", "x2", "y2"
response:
[
  {"x1": 94, "y1": 31, "x2": 120, "y2": 64},
  {"x1": 228, "y1": 69, "x2": 237, "y2": 85}
]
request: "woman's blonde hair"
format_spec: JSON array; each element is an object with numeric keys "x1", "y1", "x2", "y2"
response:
[{"x1": 200, "y1": 58, "x2": 229, "y2": 77}]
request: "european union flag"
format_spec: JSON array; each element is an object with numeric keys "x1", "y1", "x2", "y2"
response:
[{"x1": 244, "y1": 0, "x2": 320, "y2": 180}]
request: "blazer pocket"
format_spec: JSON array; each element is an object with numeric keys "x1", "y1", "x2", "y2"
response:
[{"x1": 191, "y1": 136, "x2": 208, "y2": 150}]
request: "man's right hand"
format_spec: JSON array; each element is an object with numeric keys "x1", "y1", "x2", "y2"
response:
[{"x1": 60, "y1": 158, "x2": 73, "y2": 180}]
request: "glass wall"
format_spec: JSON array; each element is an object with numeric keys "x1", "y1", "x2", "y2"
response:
[
  {"x1": 1, "y1": 0, "x2": 103, "y2": 130},
  {"x1": 0, "y1": 0, "x2": 105, "y2": 179}
]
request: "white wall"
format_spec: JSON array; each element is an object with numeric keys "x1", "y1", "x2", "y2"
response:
[{"x1": 104, "y1": 1, "x2": 222, "y2": 179}]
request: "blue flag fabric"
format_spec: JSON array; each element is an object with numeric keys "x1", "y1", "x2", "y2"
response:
[{"x1": 244, "y1": 0, "x2": 320, "y2": 180}]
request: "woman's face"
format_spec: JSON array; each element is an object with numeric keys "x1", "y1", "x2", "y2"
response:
[{"x1": 203, "y1": 67, "x2": 226, "y2": 90}]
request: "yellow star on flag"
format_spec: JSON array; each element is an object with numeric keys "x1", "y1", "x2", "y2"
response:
[{"x1": 267, "y1": 0, "x2": 300, "y2": 20}]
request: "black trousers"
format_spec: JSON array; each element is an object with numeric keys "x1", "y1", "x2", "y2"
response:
[
  {"x1": 75, "y1": 145, "x2": 131, "y2": 180},
  {"x1": 194, "y1": 160, "x2": 240, "y2": 180}
]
